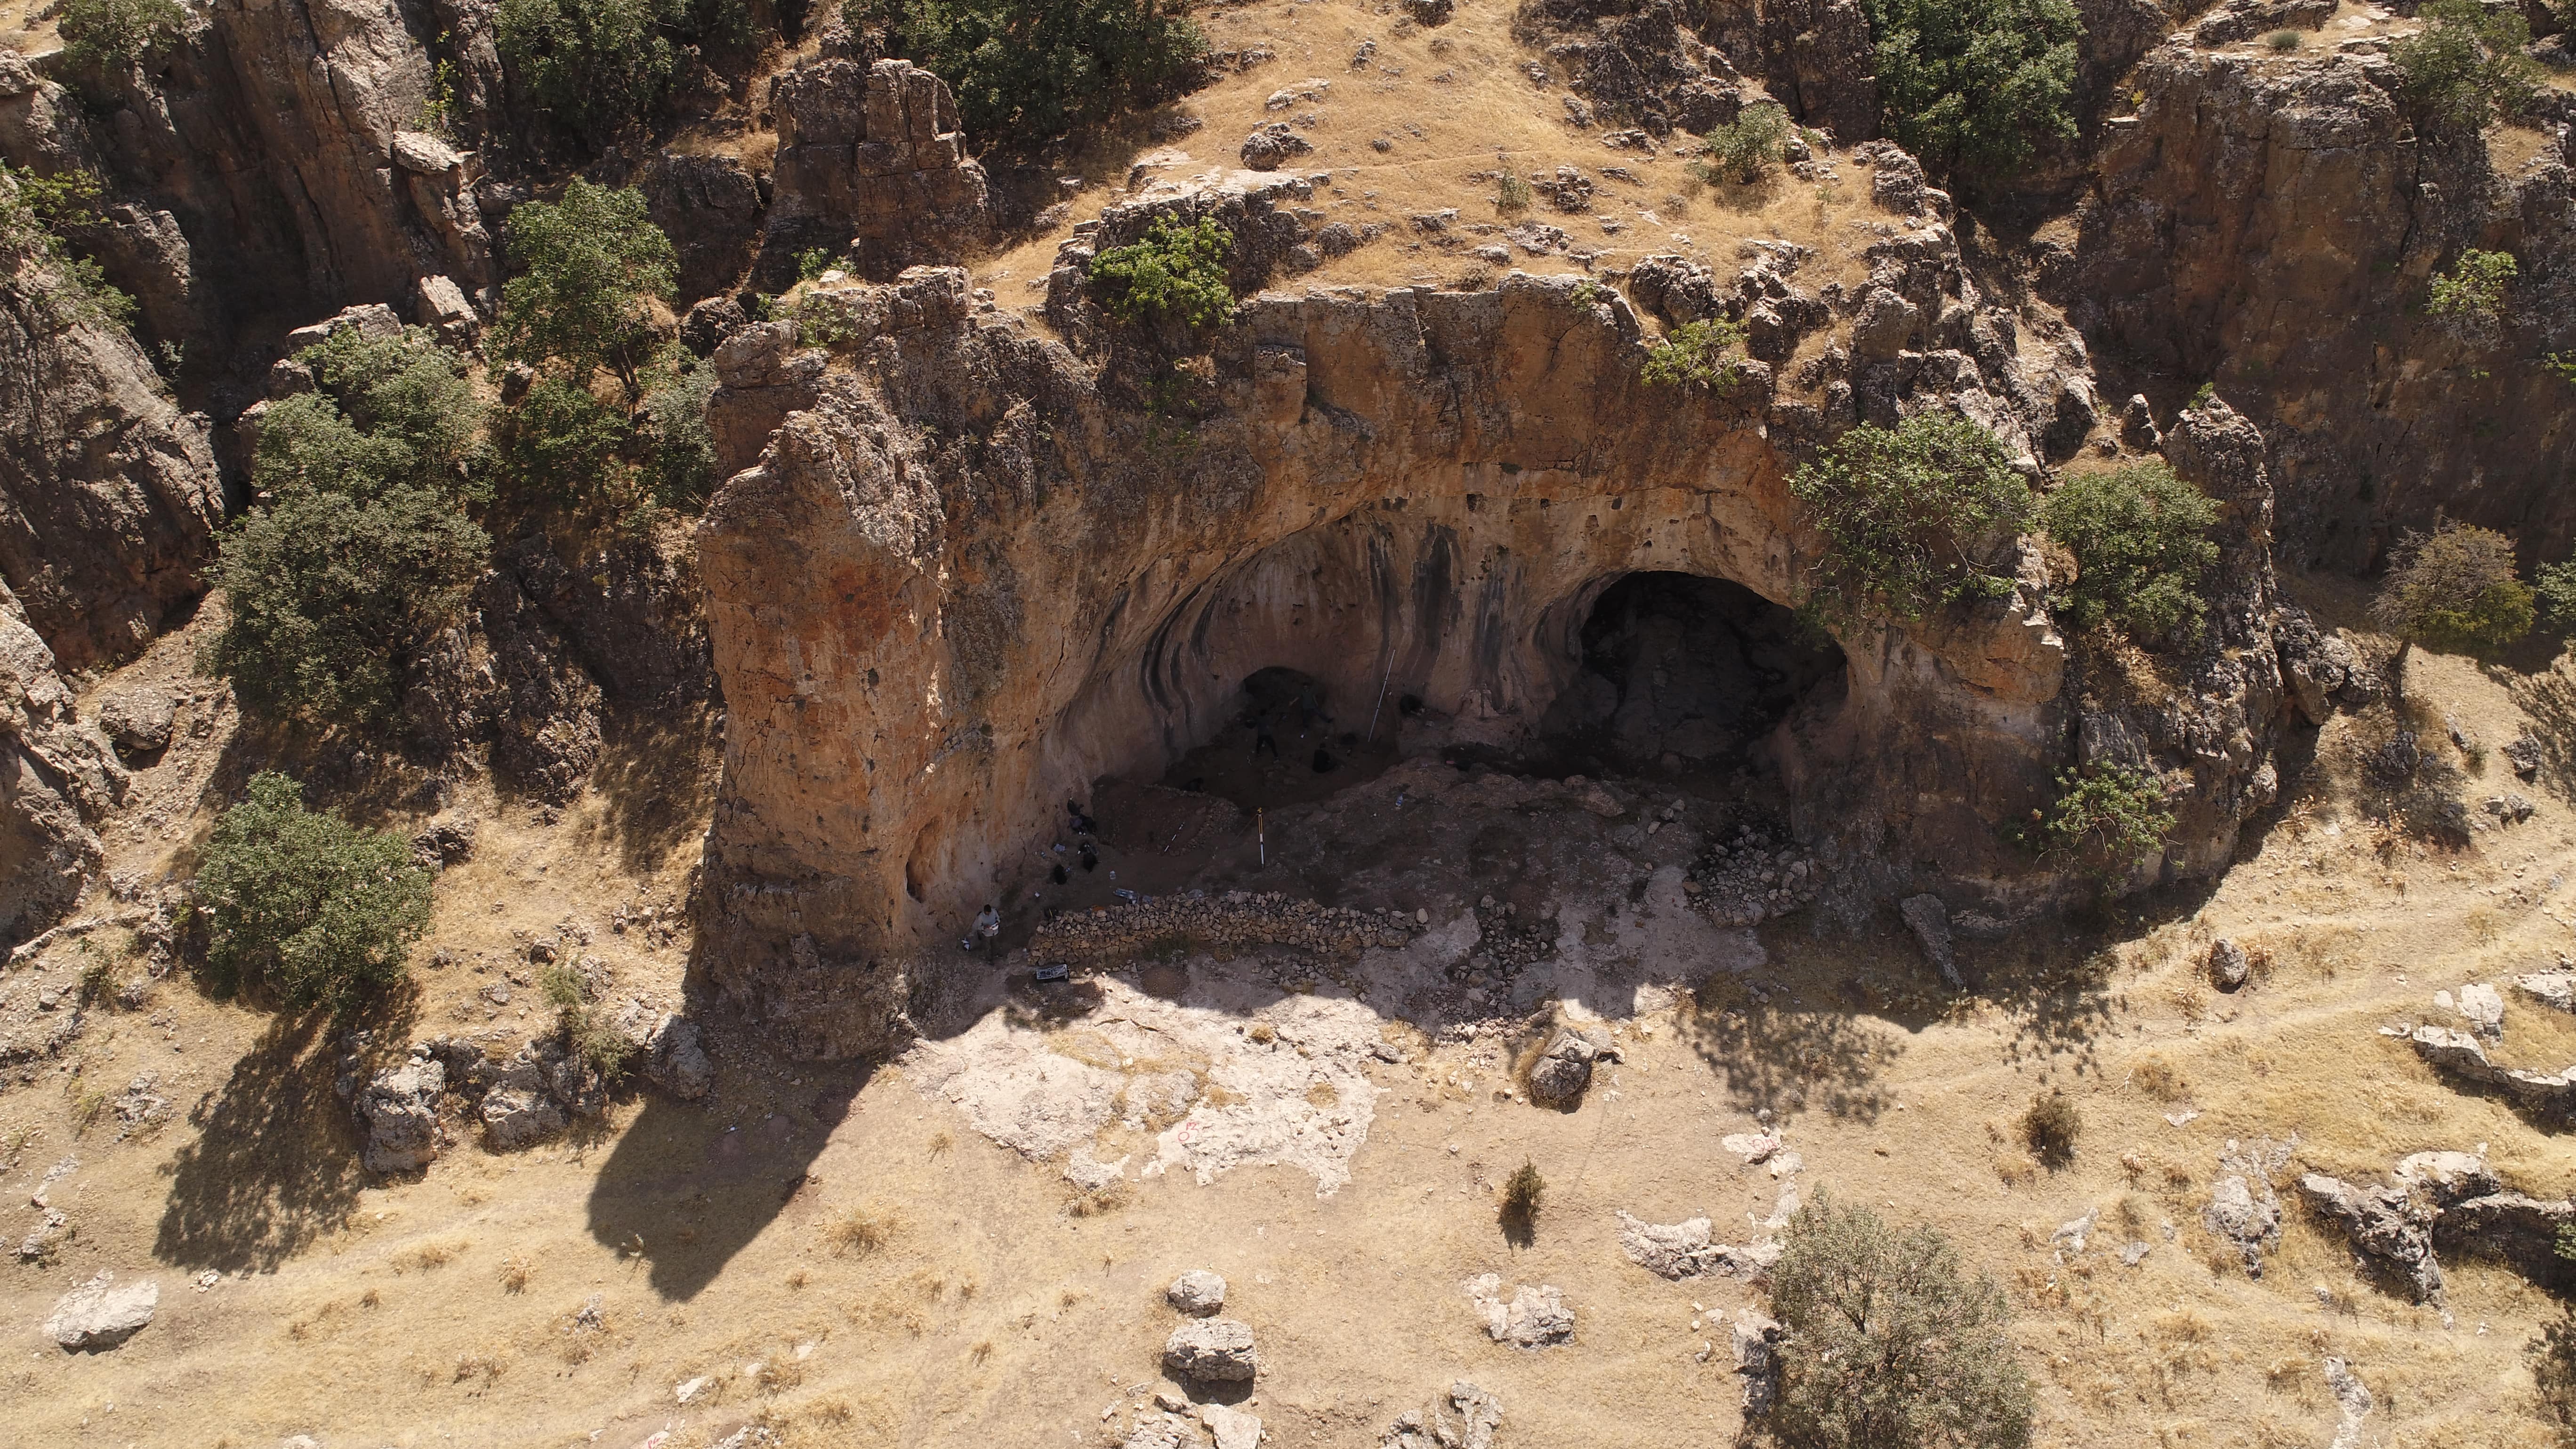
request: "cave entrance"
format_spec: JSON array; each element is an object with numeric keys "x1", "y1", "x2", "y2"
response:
[
  {"x1": 1538, "y1": 572, "x2": 1845, "y2": 777},
  {"x1": 1156, "y1": 665, "x2": 1402, "y2": 813}
]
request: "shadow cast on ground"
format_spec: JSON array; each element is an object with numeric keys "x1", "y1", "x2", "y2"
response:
[
  {"x1": 153, "y1": 1006, "x2": 379, "y2": 1272},
  {"x1": 582, "y1": 1055, "x2": 875, "y2": 1301}
]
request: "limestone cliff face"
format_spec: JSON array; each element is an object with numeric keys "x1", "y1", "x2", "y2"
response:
[
  {"x1": 689, "y1": 159, "x2": 2288, "y2": 1055},
  {"x1": 0, "y1": 282, "x2": 222, "y2": 671},
  {"x1": 0, "y1": 585, "x2": 124, "y2": 946},
  {"x1": 2061, "y1": 42, "x2": 2576, "y2": 569}
]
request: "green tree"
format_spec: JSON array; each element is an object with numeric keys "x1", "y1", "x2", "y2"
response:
[
  {"x1": 499, "y1": 376, "x2": 632, "y2": 503},
  {"x1": 1769, "y1": 1191, "x2": 2035, "y2": 1449},
  {"x1": 496, "y1": 0, "x2": 676, "y2": 145},
  {"x1": 2535, "y1": 560, "x2": 2576, "y2": 636},
  {"x1": 2371, "y1": 520, "x2": 2535, "y2": 672},
  {"x1": 848, "y1": 0, "x2": 1208, "y2": 142},
  {"x1": 58, "y1": 0, "x2": 186, "y2": 72},
  {"x1": 1864, "y1": 0, "x2": 2080, "y2": 178},
  {"x1": 0, "y1": 163, "x2": 135, "y2": 330},
  {"x1": 202, "y1": 487, "x2": 491, "y2": 726},
  {"x1": 491, "y1": 180, "x2": 677, "y2": 401},
  {"x1": 2393, "y1": 0, "x2": 2539, "y2": 131},
  {"x1": 641, "y1": 358, "x2": 722, "y2": 508},
  {"x1": 194, "y1": 773, "x2": 435, "y2": 1010},
  {"x1": 1694, "y1": 101, "x2": 1791, "y2": 185},
  {"x1": 1789, "y1": 413, "x2": 2036, "y2": 622},
  {"x1": 2038, "y1": 461, "x2": 2222, "y2": 644},
  {"x1": 1089, "y1": 215, "x2": 1237, "y2": 329},
  {"x1": 257, "y1": 327, "x2": 486, "y2": 502}
]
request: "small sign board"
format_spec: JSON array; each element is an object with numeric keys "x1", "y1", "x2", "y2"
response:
[{"x1": 1033, "y1": 962, "x2": 1072, "y2": 985}]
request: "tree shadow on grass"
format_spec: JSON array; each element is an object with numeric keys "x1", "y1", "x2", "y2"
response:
[
  {"x1": 1675, "y1": 976, "x2": 1907, "y2": 1123},
  {"x1": 152, "y1": 1001, "x2": 393, "y2": 1273}
]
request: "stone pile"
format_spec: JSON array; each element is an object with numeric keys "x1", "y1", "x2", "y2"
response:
[
  {"x1": 1034, "y1": 892, "x2": 1423, "y2": 966},
  {"x1": 1683, "y1": 827, "x2": 1821, "y2": 927},
  {"x1": 1449, "y1": 897, "x2": 1553, "y2": 989},
  {"x1": 1463, "y1": 1273, "x2": 1573, "y2": 1347},
  {"x1": 335, "y1": 1006, "x2": 713, "y2": 1167}
]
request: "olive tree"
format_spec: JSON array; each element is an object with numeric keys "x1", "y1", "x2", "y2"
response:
[
  {"x1": 195, "y1": 773, "x2": 435, "y2": 1010},
  {"x1": 1769, "y1": 1191, "x2": 2035, "y2": 1449},
  {"x1": 1788, "y1": 413, "x2": 2036, "y2": 624},
  {"x1": 491, "y1": 180, "x2": 677, "y2": 402}
]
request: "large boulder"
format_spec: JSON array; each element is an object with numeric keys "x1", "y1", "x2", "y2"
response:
[
  {"x1": 348, "y1": 1050, "x2": 446, "y2": 1173},
  {"x1": 760, "y1": 58, "x2": 994, "y2": 285},
  {"x1": 1526, "y1": 1025, "x2": 1610, "y2": 1106},
  {"x1": 45, "y1": 1271, "x2": 156, "y2": 1351},
  {"x1": 1166, "y1": 1269, "x2": 1226, "y2": 1316},
  {"x1": 1464, "y1": 1272, "x2": 1573, "y2": 1346},
  {"x1": 1162, "y1": 1316, "x2": 1258, "y2": 1382}
]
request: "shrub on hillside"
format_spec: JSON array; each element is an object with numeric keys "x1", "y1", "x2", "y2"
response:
[
  {"x1": 2021, "y1": 1090, "x2": 2080, "y2": 1167},
  {"x1": 2372, "y1": 520, "x2": 2535, "y2": 664},
  {"x1": 1769, "y1": 1191, "x2": 2035, "y2": 1449},
  {"x1": 1863, "y1": 0, "x2": 2080, "y2": 178},
  {"x1": 2016, "y1": 761, "x2": 2175, "y2": 881},
  {"x1": 59, "y1": 0, "x2": 186, "y2": 72},
  {"x1": 194, "y1": 773, "x2": 435, "y2": 1010},
  {"x1": 2038, "y1": 461, "x2": 2221, "y2": 645},
  {"x1": 641, "y1": 358, "x2": 722, "y2": 508},
  {"x1": 1693, "y1": 101, "x2": 1790, "y2": 184},
  {"x1": 541, "y1": 964, "x2": 638, "y2": 1081},
  {"x1": 845, "y1": 0, "x2": 1208, "y2": 142},
  {"x1": 2394, "y1": 0, "x2": 2539, "y2": 130},
  {"x1": 493, "y1": 180, "x2": 677, "y2": 402},
  {"x1": 1640, "y1": 317, "x2": 1751, "y2": 392},
  {"x1": 1788, "y1": 413, "x2": 2036, "y2": 623},
  {"x1": 500, "y1": 376, "x2": 631, "y2": 503},
  {"x1": 1500, "y1": 1160, "x2": 1545, "y2": 1245},
  {"x1": 1089, "y1": 215, "x2": 1236, "y2": 329},
  {"x1": 206, "y1": 328, "x2": 490, "y2": 726},
  {"x1": 2426, "y1": 249, "x2": 2519, "y2": 325}
]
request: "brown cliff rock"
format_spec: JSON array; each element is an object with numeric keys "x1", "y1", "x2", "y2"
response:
[
  {"x1": 759, "y1": 58, "x2": 993, "y2": 287},
  {"x1": 0, "y1": 585, "x2": 124, "y2": 946}
]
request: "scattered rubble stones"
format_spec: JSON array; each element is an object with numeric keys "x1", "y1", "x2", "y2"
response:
[
  {"x1": 2298, "y1": 1172, "x2": 2446, "y2": 1302},
  {"x1": 1163, "y1": 1316, "x2": 1259, "y2": 1382},
  {"x1": 2208, "y1": 938, "x2": 2250, "y2": 991},
  {"x1": 2505, "y1": 733, "x2": 2543, "y2": 781},
  {"x1": 1033, "y1": 892, "x2": 1421, "y2": 966},
  {"x1": 1167, "y1": 1269, "x2": 1227, "y2": 1316},
  {"x1": 1685, "y1": 826, "x2": 1820, "y2": 927},
  {"x1": 346, "y1": 1049, "x2": 446, "y2": 1172},
  {"x1": 2483, "y1": 793, "x2": 2534, "y2": 824},
  {"x1": 1732, "y1": 1310, "x2": 1783, "y2": 1416},
  {"x1": 2516, "y1": 971, "x2": 2576, "y2": 1014},
  {"x1": 1201, "y1": 1402, "x2": 1262, "y2": 1449},
  {"x1": 46, "y1": 1271, "x2": 157, "y2": 1351},
  {"x1": 1382, "y1": 1381, "x2": 1502, "y2": 1449},
  {"x1": 93, "y1": 687, "x2": 173, "y2": 755},
  {"x1": 1615, "y1": 1210, "x2": 1761, "y2": 1280},
  {"x1": 2205, "y1": 1173, "x2": 2283, "y2": 1277},
  {"x1": 409, "y1": 820, "x2": 476, "y2": 870},
  {"x1": 1465, "y1": 1272, "x2": 1573, "y2": 1346},
  {"x1": 2404, "y1": 1025, "x2": 2576, "y2": 1111}
]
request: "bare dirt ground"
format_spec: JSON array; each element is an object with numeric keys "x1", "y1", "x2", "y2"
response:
[{"x1": 1, "y1": 582, "x2": 2573, "y2": 1448}]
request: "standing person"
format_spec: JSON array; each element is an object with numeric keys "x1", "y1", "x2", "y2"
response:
[
  {"x1": 973, "y1": 902, "x2": 1001, "y2": 956},
  {"x1": 1296, "y1": 681, "x2": 1331, "y2": 733},
  {"x1": 1078, "y1": 840, "x2": 1099, "y2": 873},
  {"x1": 1252, "y1": 709, "x2": 1280, "y2": 760}
]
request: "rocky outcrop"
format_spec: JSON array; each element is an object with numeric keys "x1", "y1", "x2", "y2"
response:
[
  {"x1": 1464, "y1": 1272, "x2": 1574, "y2": 1346},
  {"x1": 1162, "y1": 1316, "x2": 1259, "y2": 1382},
  {"x1": 343, "y1": 1048, "x2": 447, "y2": 1173},
  {"x1": 1521, "y1": 0, "x2": 1877, "y2": 144},
  {"x1": 759, "y1": 57, "x2": 993, "y2": 287},
  {"x1": 1382, "y1": 1382, "x2": 1503, "y2": 1449},
  {"x1": 0, "y1": 279, "x2": 222, "y2": 669},
  {"x1": 641, "y1": 151, "x2": 767, "y2": 306},
  {"x1": 2061, "y1": 43, "x2": 2576, "y2": 567},
  {"x1": 688, "y1": 153, "x2": 2294, "y2": 1056}
]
